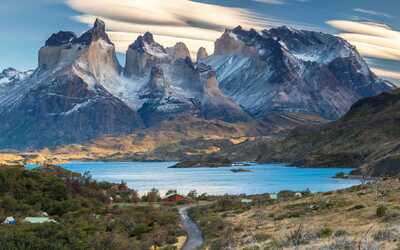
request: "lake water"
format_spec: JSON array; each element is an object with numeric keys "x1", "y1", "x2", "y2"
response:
[{"x1": 48, "y1": 161, "x2": 360, "y2": 196}]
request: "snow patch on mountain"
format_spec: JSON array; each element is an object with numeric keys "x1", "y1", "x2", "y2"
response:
[{"x1": 0, "y1": 68, "x2": 33, "y2": 85}]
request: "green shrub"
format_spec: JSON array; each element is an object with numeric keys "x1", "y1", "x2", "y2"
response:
[
  {"x1": 349, "y1": 204, "x2": 365, "y2": 210},
  {"x1": 373, "y1": 228, "x2": 397, "y2": 241},
  {"x1": 243, "y1": 246, "x2": 260, "y2": 250},
  {"x1": 318, "y1": 227, "x2": 333, "y2": 238},
  {"x1": 255, "y1": 233, "x2": 271, "y2": 242},
  {"x1": 376, "y1": 205, "x2": 387, "y2": 217},
  {"x1": 334, "y1": 229, "x2": 349, "y2": 237}
]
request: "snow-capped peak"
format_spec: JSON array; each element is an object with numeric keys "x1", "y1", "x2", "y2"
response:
[
  {"x1": 0, "y1": 68, "x2": 33, "y2": 85},
  {"x1": 128, "y1": 32, "x2": 168, "y2": 58}
]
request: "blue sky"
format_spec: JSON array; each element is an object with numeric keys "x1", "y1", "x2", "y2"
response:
[{"x1": 2, "y1": 0, "x2": 400, "y2": 82}]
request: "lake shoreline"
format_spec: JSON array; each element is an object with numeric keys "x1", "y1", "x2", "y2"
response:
[{"x1": 29, "y1": 161, "x2": 360, "y2": 196}]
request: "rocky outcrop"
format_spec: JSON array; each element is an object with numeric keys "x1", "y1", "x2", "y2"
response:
[
  {"x1": 199, "y1": 64, "x2": 251, "y2": 122},
  {"x1": 0, "y1": 68, "x2": 32, "y2": 84},
  {"x1": 123, "y1": 33, "x2": 251, "y2": 126},
  {"x1": 214, "y1": 29, "x2": 245, "y2": 55},
  {"x1": 73, "y1": 19, "x2": 112, "y2": 45},
  {"x1": 166, "y1": 42, "x2": 191, "y2": 61},
  {"x1": 124, "y1": 32, "x2": 169, "y2": 77}
]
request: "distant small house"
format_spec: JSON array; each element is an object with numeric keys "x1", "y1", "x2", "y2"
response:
[
  {"x1": 270, "y1": 194, "x2": 278, "y2": 200},
  {"x1": 163, "y1": 194, "x2": 186, "y2": 203},
  {"x1": 241, "y1": 198, "x2": 253, "y2": 204},
  {"x1": 2, "y1": 217, "x2": 16, "y2": 225},
  {"x1": 23, "y1": 217, "x2": 57, "y2": 224}
]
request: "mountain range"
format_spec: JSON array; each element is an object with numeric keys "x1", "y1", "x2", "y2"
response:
[{"x1": 0, "y1": 19, "x2": 394, "y2": 150}]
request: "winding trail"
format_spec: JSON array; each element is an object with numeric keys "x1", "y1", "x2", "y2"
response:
[{"x1": 179, "y1": 205, "x2": 204, "y2": 250}]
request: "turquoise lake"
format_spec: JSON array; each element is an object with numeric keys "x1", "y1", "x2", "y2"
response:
[{"x1": 48, "y1": 161, "x2": 360, "y2": 196}]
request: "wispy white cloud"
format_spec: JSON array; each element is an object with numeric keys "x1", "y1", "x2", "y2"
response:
[
  {"x1": 327, "y1": 20, "x2": 400, "y2": 61},
  {"x1": 66, "y1": 0, "x2": 272, "y2": 56},
  {"x1": 371, "y1": 67, "x2": 400, "y2": 81},
  {"x1": 252, "y1": 0, "x2": 286, "y2": 4},
  {"x1": 66, "y1": 0, "x2": 317, "y2": 57},
  {"x1": 327, "y1": 20, "x2": 400, "y2": 80},
  {"x1": 353, "y1": 8, "x2": 393, "y2": 19}
]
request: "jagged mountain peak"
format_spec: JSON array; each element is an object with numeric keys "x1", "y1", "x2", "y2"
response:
[
  {"x1": 72, "y1": 18, "x2": 113, "y2": 46},
  {"x1": 38, "y1": 18, "x2": 120, "y2": 72},
  {"x1": 215, "y1": 25, "x2": 282, "y2": 57},
  {"x1": 143, "y1": 32, "x2": 155, "y2": 44},
  {"x1": 0, "y1": 68, "x2": 33, "y2": 84},
  {"x1": 1, "y1": 67, "x2": 17, "y2": 75},
  {"x1": 166, "y1": 42, "x2": 191, "y2": 61},
  {"x1": 128, "y1": 32, "x2": 167, "y2": 56},
  {"x1": 125, "y1": 32, "x2": 170, "y2": 77},
  {"x1": 45, "y1": 31, "x2": 76, "y2": 47},
  {"x1": 261, "y1": 26, "x2": 356, "y2": 64}
]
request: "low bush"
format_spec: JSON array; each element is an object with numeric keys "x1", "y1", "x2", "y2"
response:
[
  {"x1": 254, "y1": 233, "x2": 271, "y2": 242},
  {"x1": 321, "y1": 236, "x2": 355, "y2": 250},
  {"x1": 318, "y1": 227, "x2": 333, "y2": 238},
  {"x1": 373, "y1": 228, "x2": 397, "y2": 242},
  {"x1": 349, "y1": 204, "x2": 365, "y2": 210},
  {"x1": 376, "y1": 205, "x2": 387, "y2": 217},
  {"x1": 285, "y1": 224, "x2": 313, "y2": 246},
  {"x1": 335, "y1": 172, "x2": 346, "y2": 178},
  {"x1": 334, "y1": 229, "x2": 349, "y2": 237}
]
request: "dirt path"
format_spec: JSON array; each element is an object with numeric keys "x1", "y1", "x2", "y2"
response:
[{"x1": 179, "y1": 205, "x2": 204, "y2": 250}]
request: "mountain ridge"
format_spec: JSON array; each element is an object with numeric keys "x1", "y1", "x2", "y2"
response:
[{"x1": 0, "y1": 19, "x2": 394, "y2": 150}]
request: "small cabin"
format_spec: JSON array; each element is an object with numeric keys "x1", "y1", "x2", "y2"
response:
[
  {"x1": 163, "y1": 194, "x2": 186, "y2": 203},
  {"x1": 241, "y1": 198, "x2": 253, "y2": 204},
  {"x1": 2, "y1": 217, "x2": 16, "y2": 225},
  {"x1": 270, "y1": 194, "x2": 278, "y2": 200},
  {"x1": 23, "y1": 217, "x2": 57, "y2": 224}
]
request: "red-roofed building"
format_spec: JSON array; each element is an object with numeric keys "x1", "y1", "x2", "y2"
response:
[{"x1": 163, "y1": 194, "x2": 186, "y2": 203}]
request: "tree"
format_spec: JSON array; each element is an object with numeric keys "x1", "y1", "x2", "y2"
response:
[
  {"x1": 146, "y1": 188, "x2": 161, "y2": 202},
  {"x1": 187, "y1": 190, "x2": 198, "y2": 200},
  {"x1": 129, "y1": 189, "x2": 140, "y2": 203},
  {"x1": 165, "y1": 189, "x2": 177, "y2": 197}
]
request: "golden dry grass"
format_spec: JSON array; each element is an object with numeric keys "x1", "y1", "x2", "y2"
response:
[{"x1": 197, "y1": 179, "x2": 400, "y2": 249}]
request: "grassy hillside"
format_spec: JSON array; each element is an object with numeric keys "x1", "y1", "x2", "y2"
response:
[
  {"x1": 191, "y1": 179, "x2": 400, "y2": 249},
  {"x1": 0, "y1": 165, "x2": 182, "y2": 249},
  {"x1": 206, "y1": 89, "x2": 400, "y2": 176}
]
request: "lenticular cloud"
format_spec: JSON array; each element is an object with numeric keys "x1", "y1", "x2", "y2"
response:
[{"x1": 66, "y1": 0, "x2": 269, "y2": 57}]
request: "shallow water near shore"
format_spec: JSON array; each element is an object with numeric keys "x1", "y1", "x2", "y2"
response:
[{"x1": 31, "y1": 161, "x2": 359, "y2": 195}]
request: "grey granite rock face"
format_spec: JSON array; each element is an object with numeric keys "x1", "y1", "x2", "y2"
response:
[
  {"x1": 124, "y1": 32, "x2": 169, "y2": 77},
  {"x1": 166, "y1": 42, "x2": 191, "y2": 61},
  {"x1": 0, "y1": 20, "x2": 394, "y2": 150},
  {"x1": 206, "y1": 26, "x2": 393, "y2": 120},
  {"x1": 0, "y1": 19, "x2": 143, "y2": 149},
  {"x1": 0, "y1": 74, "x2": 143, "y2": 149}
]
